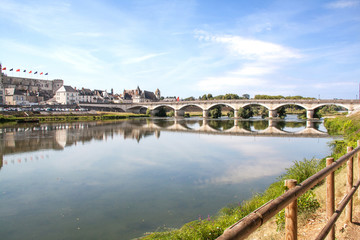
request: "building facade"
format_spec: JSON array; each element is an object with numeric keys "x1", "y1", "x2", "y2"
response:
[
  {"x1": 0, "y1": 66, "x2": 63, "y2": 104},
  {"x1": 55, "y1": 85, "x2": 79, "y2": 105},
  {"x1": 122, "y1": 86, "x2": 161, "y2": 103}
]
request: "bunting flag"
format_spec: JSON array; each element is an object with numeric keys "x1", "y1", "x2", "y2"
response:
[
  {"x1": 16, "y1": 69, "x2": 20, "y2": 72},
  {"x1": 34, "y1": 71, "x2": 38, "y2": 74},
  {"x1": 29, "y1": 70, "x2": 32, "y2": 74},
  {"x1": 2, "y1": 67, "x2": 6, "y2": 70},
  {"x1": 40, "y1": 72, "x2": 43, "y2": 75},
  {"x1": 10, "y1": 68, "x2": 13, "y2": 71},
  {"x1": 45, "y1": 73, "x2": 48, "y2": 75},
  {"x1": 23, "y1": 70, "x2": 26, "y2": 73}
]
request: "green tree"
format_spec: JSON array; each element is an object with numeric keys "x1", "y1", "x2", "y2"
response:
[
  {"x1": 277, "y1": 106, "x2": 287, "y2": 119},
  {"x1": 242, "y1": 94, "x2": 250, "y2": 99},
  {"x1": 238, "y1": 107, "x2": 253, "y2": 119},
  {"x1": 155, "y1": 107, "x2": 167, "y2": 117},
  {"x1": 209, "y1": 106, "x2": 222, "y2": 118},
  {"x1": 184, "y1": 96, "x2": 195, "y2": 101}
]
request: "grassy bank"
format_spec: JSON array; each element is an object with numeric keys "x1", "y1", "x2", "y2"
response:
[
  {"x1": 0, "y1": 112, "x2": 148, "y2": 123},
  {"x1": 141, "y1": 113, "x2": 360, "y2": 239}
]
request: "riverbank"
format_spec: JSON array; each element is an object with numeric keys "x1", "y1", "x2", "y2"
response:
[
  {"x1": 140, "y1": 113, "x2": 360, "y2": 239},
  {"x1": 0, "y1": 111, "x2": 148, "y2": 123}
]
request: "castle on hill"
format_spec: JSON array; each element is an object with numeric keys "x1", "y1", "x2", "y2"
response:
[{"x1": 0, "y1": 63, "x2": 160, "y2": 105}]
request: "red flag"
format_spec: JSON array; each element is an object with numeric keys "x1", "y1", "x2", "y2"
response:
[
  {"x1": 177, "y1": 97, "x2": 180, "y2": 101},
  {"x1": 40, "y1": 72, "x2": 43, "y2": 75},
  {"x1": 29, "y1": 71, "x2": 32, "y2": 74},
  {"x1": 2, "y1": 67, "x2": 6, "y2": 70},
  {"x1": 16, "y1": 69, "x2": 20, "y2": 72}
]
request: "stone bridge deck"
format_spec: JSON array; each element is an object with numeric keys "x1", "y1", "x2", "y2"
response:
[{"x1": 80, "y1": 99, "x2": 360, "y2": 119}]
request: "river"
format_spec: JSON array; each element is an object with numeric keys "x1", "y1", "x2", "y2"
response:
[{"x1": 0, "y1": 116, "x2": 334, "y2": 239}]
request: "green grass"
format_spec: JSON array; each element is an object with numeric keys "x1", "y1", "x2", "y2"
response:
[{"x1": 0, "y1": 112, "x2": 149, "y2": 123}]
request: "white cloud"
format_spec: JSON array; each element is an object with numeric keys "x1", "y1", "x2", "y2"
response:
[
  {"x1": 326, "y1": 0, "x2": 359, "y2": 8},
  {"x1": 197, "y1": 77, "x2": 266, "y2": 92},
  {"x1": 194, "y1": 31, "x2": 302, "y2": 92},
  {"x1": 229, "y1": 63, "x2": 278, "y2": 76},
  {"x1": 212, "y1": 35, "x2": 302, "y2": 60}
]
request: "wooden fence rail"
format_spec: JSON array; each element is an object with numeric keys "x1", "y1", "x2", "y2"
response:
[{"x1": 217, "y1": 142, "x2": 360, "y2": 240}]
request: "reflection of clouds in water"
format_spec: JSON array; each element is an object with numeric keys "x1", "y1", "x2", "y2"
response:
[
  {"x1": 195, "y1": 156, "x2": 285, "y2": 185},
  {"x1": 195, "y1": 136, "x2": 292, "y2": 185}
]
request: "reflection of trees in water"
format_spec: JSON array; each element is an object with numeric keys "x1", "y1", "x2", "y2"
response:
[
  {"x1": 313, "y1": 122, "x2": 321, "y2": 130},
  {"x1": 207, "y1": 120, "x2": 234, "y2": 130},
  {"x1": 238, "y1": 121, "x2": 251, "y2": 131},
  {"x1": 275, "y1": 121, "x2": 306, "y2": 130},
  {"x1": 152, "y1": 119, "x2": 175, "y2": 128},
  {"x1": 252, "y1": 121, "x2": 269, "y2": 130}
]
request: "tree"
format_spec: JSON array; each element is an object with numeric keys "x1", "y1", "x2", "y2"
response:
[
  {"x1": 209, "y1": 106, "x2": 222, "y2": 118},
  {"x1": 277, "y1": 106, "x2": 287, "y2": 119},
  {"x1": 155, "y1": 107, "x2": 167, "y2": 117},
  {"x1": 184, "y1": 96, "x2": 195, "y2": 101},
  {"x1": 242, "y1": 94, "x2": 250, "y2": 99},
  {"x1": 238, "y1": 107, "x2": 253, "y2": 119}
]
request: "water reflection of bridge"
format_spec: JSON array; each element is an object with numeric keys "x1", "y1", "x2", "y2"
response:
[
  {"x1": 145, "y1": 119, "x2": 327, "y2": 137},
  {"x1": 0, "y1": 119, "x2": 329, "y2": 169}
]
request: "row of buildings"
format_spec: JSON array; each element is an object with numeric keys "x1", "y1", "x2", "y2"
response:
[{"x1": 0, "y1": 65, "x2": 161, "y2": 105}]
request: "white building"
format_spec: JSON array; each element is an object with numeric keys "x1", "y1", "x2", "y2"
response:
[{"x1": 55, "y1": 85, "x2": 79, "y2": 105}]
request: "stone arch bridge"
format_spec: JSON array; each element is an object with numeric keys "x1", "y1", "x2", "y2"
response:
[{"x1": 79, "y1": 99, "x2": 360, "y2": 119}]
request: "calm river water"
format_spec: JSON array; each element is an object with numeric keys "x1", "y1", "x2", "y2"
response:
[{"x1": 0, "y1": 116, "x2": 333, "y2": 239}]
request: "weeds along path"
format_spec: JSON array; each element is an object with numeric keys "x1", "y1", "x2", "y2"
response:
[{"x1": 248, "y1": 153, "x2": 360, "y2": 240}]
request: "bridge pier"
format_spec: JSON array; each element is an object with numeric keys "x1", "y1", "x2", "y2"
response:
[
  {"x1": 269, "y1": 109, "x2": 277, "y2": 118},
  {"x1": 268, "y1": 119, "x2": 274, "y2": 127},
  {"x1": 234, "y1": 109, "x2": 239, "y2": 118},
  {"x1": 174, "y1": 109, "x2": 184, "y2": 118},
  {"x1": 306, "y1": 120, "x2": 314, "y2": 128},
  {"x1": 307, "y1": 109, "x2": 314, "y2": 119},
  {"x1": 203, "y1": 110, "x2": 209, "y2": 118}
]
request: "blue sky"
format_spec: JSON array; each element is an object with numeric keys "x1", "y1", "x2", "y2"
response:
[{"x1": 0, "y1": 0, "x2": 359, "y2": 99}]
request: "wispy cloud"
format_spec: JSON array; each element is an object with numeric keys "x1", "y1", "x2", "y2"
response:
[
  {"x1": 53, "y1": 47, "x2": 104, "y2": 73},
  {"x1": 326, "y1": 0, "x2": 360, "y2": 8},
  {"x1": 73, "y1": 32, "x2": 104, "y2": 38},
  {"x1": 122, "y1": 52, "x2": 169, "y2": 64}
]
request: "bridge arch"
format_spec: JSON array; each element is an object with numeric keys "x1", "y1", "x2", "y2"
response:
[
  {"x1": 206, "y1": 103, "x2": 236, "y2": 111},
  {"x1": 311, "y1": 103, "x2": 349, "y2": 111},
  {"x1": 179, "y1": 104, "x2": 204, "y2": 111},
  {"x1": 242, "y1": 103, "x2": 270, "y2": 110},
  {"x1": 151, "y1": 104, "x2": 176, "y2": 111},
  {"x1": 127, "y1": 105, "x2": 149, "y2": 114},
  {"x1": 271, "y1": 103, "x2": 308, "y2": 111}
]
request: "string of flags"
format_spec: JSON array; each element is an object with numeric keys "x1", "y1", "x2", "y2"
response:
[{"x1": 1, "y1": 66, "x2": 48, "y2": 75}]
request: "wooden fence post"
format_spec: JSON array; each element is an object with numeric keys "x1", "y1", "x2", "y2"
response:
[
  {"x1": 347, "y1": 146, "x2": 353, "y2": 223},
  {"x1": 326, "y1": 158, "x2": 335, "y2": 240},
  {"x1": 285, "y1": 179, "x2": 298, "y2": 240}
]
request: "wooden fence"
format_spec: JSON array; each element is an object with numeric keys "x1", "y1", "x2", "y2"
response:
[{"x1": 217, "y1": 141, "x2": 360, "y2": 240}]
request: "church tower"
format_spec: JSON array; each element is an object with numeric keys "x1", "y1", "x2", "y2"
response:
[{"x1": 155, "y1": 88, "x2": 161, "y2": 100}]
